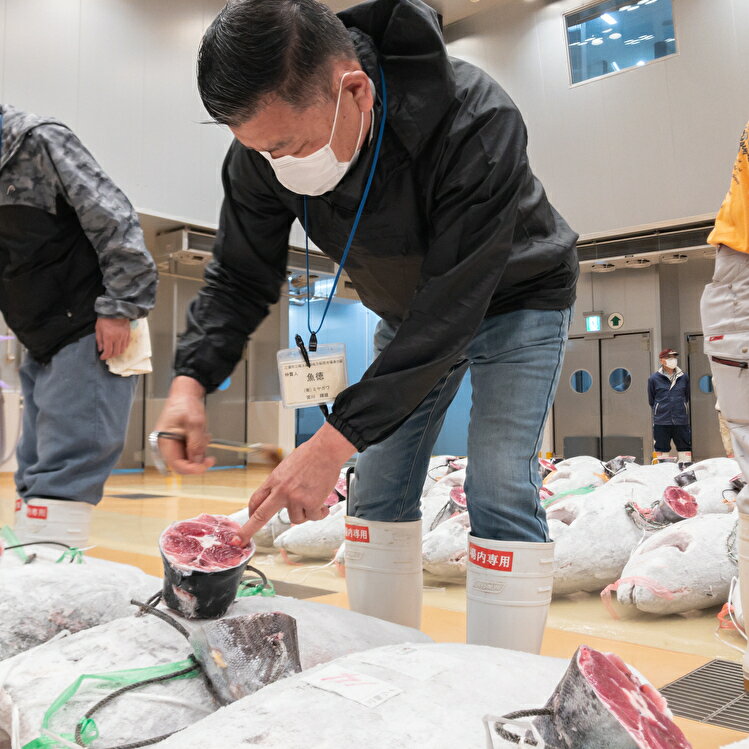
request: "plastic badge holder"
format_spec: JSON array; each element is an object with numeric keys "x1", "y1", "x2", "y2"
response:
[{"x1": 277, "y1": 343, "x2": 347, "y2": 408}]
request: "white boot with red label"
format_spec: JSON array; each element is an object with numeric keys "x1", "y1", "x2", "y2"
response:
[
  {"x1": 466, "y1": 534, "x2": 555, "y2": 654},
  {"x1": 13, "y1": 498, "x2": 93, "y2": 548},
  {"x1": 344, "y1": 516, "x2": 423, "y2": 629}
]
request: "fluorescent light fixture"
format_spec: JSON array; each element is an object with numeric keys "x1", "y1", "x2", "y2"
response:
[
  {"x1": 636, "y1": 60, "x2": 645, "y2": 66},
  {"x1": 600, "y1": 13, "x2": 617, "y2": 25},
  {"x1": 610, "y1": 32, "x2": 622, "y2": 39},
  {"x1": 612, "y1": 61, "x2": 620, "y2": 71},
  {"x1": 591, "y1": 37, "x2": 604, "y2": 45}
]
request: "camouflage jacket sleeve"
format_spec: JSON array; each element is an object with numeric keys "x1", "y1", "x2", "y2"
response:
[{"x1": 41, "y1": 124, "x2": 157, "y2": 319}]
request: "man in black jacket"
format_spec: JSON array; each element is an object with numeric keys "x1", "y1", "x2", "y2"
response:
[
  {"x1": 0, "y1": 105, "x2": 157, "y2": 547},
  {"x1": 156, "y1": 0, "x2": 578, "y2": 652}
]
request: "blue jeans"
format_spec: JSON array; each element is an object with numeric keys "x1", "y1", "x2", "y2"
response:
[
  {"x1": 15, "y1": 333, "x2": 138, "y2": 505},
  {"x1": 351, "y1": 307, "x2": 572, "y2": 542}
]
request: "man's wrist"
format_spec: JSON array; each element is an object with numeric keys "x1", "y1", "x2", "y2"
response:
[
  {"x1": 170, "y1": 375, "x2": 207, "y2": 400},
  {"x1": 316, "y1": 421, "x2": 357, "y2": 463}
]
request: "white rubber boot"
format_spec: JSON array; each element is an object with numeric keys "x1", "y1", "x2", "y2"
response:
[
  {"x1": 14, "y1": 498, "x2": 93, "y2": 548},
  {"x1": 344, "y1": 516, "x2": 423, "y2": 629},
  {"x1": 466, "y1": 534, "x2": 555, "y2": 654}
]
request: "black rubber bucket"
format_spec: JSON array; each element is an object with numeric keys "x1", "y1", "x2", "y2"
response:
[{"x1": 161, "y1": 551, "x2": 250, "y2": 619}]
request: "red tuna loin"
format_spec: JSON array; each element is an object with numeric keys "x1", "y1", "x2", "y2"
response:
[
  {"x1": 650, "y1": 487, "x2": 698, "y2": 525},
  {"x1": 534, "y1": 646, "x2": 691, "y2": 748},
  {"x1": 160, "y1": 513, "x2": 254, "y2": 572}
]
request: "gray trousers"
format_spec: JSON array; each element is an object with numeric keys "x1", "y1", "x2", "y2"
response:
[
  {"x1": 701, "y1": 245, "x2": 749, "y2": 510},
  {"x1": 15, "y1": 333, "x2": 137, "y2": 505}
]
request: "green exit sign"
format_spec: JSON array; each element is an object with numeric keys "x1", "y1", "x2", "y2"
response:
[{"x1": 584, "y1": 311, "x2": 603, "y2": 333}]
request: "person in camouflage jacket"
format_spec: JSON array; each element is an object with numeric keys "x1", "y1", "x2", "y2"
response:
[{"x1": 0, "y1": 104, "x2": 157, "y2": 545}]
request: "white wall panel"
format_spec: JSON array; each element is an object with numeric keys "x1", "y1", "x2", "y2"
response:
[
  {"x1": 1, "y1": 0, "x2": 231, "y2": 225},
  {"x1": 3, "y1": 0, "x2": 80, "y2": 124},
  {"x1": 446, "y1": 0, "x2": 749, "y2": 237}
]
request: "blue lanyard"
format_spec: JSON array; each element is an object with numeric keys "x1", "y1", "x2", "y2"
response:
[{"x1": 303, "y1": 66, "x2": 387, "y2": 350}]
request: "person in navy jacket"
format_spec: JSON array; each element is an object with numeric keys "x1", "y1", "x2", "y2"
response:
[{"x1": 647, "y1": 348, "x2": 692, "y2": 468}]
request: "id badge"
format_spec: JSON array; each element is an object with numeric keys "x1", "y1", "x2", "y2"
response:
[{"x1": 277, "y1": 343, "x2": 348, "y2": 408}]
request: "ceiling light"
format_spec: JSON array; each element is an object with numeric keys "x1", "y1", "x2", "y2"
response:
[
  {"x1": 591, "y1": 262, "x2": 616, "y2": 273},
  {"x1": 610, "y1": 32, "x2": 622, "y2": 39},
  {"x1": 591, "y1": 38, "x2": 604, "y2": 45},
  {"x1": 636, "y1": 60, "x2": 645, "y2": 66},
  {"x1": 625, "y1": 257, "x2": 651, "y2": 267},
  {"x1": 600, "y1": 13, "x2": 617, "y2": 25},
  {"x1": 661, "y1": 254, "x2": 689, "y2": 264},
  {"x1": 612, "y1": 61, "x2": 620, "y2": 71}
]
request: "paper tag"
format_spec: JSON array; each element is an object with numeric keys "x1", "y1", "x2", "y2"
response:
[
  {"x1": 357, "y1": 646, "x2": 461, "y2": 681},
  {"x1": 277, "y1": 343, "x2": 347, "y2": 408},
  {"x1": 301, "y1": 664, "x2": 402, "y2": 707}
]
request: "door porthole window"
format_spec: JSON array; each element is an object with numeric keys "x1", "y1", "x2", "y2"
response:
[
  {"x1": 571, "y1": 369, "x2": 593, "y2": 394},
  {"x1": 609, "y1": 367, "x2": 632, "y2": 392},
  {"x1": 698, "y1": 374, "x2": 714, "y2": 394}
]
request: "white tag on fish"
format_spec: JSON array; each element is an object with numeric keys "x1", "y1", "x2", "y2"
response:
[
  {"x1": 357, "y1": 645, "x2": 462, "y2": 681},
  {"x1": 277, "y1": 343, "x2": 347, "y2": 408},
  {"x1": 302, "y1": 664, "x2": 402, "y2": 708}
]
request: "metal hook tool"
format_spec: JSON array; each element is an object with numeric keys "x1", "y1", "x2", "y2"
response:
[{"x1": 148, "y1": 430, "x2": 282, "y2": 474}]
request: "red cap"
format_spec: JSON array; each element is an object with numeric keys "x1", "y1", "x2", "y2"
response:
[{"x1": 659, "y1": 348, "x2": 678, "y2": 359}]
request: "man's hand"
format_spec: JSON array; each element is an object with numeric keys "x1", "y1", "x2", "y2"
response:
[
  {"x1": 153, "y1": 376, "x2": 216, "y2": 474},
  {"x1": 96, "y1": 317, "x2": 131, "y2": 360},
  {"x1": 233, "y1": 422, "x2": 356, "y2": 546}
]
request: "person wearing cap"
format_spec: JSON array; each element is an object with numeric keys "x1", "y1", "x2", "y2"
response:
[
  {"x1": 701, "y1": 121, "x2": 749, "y2": 687},
  {"x1": 647, "y1": 348, "x2": 692, "y2": 468}
]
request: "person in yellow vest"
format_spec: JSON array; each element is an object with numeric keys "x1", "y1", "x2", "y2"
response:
[{"x1": 701, "y1": 121, "x2": 749, "y2": 685}]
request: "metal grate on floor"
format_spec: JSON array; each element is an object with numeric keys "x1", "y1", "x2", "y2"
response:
[{"x1": 660, "y1": 659, "x2": 749, "y2": 733}]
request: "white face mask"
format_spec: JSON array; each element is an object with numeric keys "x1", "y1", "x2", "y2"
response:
[
  {"x1": 259, "y1": 71, "x2": 365, "y2": 196},
  {"x1": 665, "y1": 358, "x2": 678, "y2": 369}
]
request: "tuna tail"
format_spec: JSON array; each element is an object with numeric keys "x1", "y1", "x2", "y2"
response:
[{"x1": 189, "y1": 611, "x2": 302, "y2": 705}]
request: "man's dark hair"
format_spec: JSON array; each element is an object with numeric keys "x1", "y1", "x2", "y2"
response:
[{"x1": 198, "y1": 0, "x2": 357, "y2": 126}]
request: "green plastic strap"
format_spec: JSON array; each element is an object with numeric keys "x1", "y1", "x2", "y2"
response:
[
  {"x1": 22, "y1": 657, "x2": 199, "y2": 749},
  {"x1": 237, "y1": 578, "x2": 276, "y2": 598},
  {"x1": 55, "y1": 547, "x2": 84, "y2": 564},
  {"x1": 541, "y1": 484, "x2": 597, "y2": 509},
  {"x1": 1, "y1": 524, "x2": 28, "y2": 563}
]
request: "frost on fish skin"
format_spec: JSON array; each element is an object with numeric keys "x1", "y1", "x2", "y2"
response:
[{"x1": 613, "y1": 512, "x2": 738, "y2": 615}]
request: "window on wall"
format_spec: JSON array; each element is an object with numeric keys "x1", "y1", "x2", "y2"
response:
[{"x1": 565, "y1": 0, "x2": 677, "y2": 85}]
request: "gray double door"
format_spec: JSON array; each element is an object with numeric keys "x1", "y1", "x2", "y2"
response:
[{"x1": 553, "y1": 333, "x2": 653, "y2": 463}]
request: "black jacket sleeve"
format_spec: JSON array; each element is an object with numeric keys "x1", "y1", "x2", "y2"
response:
[
  {"x1": 329, "y1": 103, "x2": 535, "y2": 451},
  {"x1": 174, "y1": 143, "x2": 295, "y2": 391}
]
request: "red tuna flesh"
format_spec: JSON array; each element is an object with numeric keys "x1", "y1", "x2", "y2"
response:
[
  {"x1": 534, "y1": 646, "x2": 691, "y2": 748},
  {"x1": 650, "y1": 487, "x2": 698, "y2": 525},
  {"x1": 160, "y1": 514, "x2": 254, "y2": 572}
]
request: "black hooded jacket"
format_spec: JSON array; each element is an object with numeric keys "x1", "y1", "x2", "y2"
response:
[{"x1": 175, "y1": 0, "x2": 579, "y2": 451}]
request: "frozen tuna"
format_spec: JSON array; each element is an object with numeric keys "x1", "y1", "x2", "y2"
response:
[
  {"x1": 0, "y1": 596, "x2": 431, "y2": 747},
  {"x1": 421, "y1": 468, "x2": 466, "y2": 532},
  {"x1": 527, "y1": 646, "x2": 691, "y2": 748},
  {"x1": 155, "y1": 643, "x2": 686, "y2": 749},
  {"x1": 543, "y1": 455, "x2": 606, "y2": 496},
  {"x1": 604, "y1": 512, "x2": 738, "y2": 616},
  {"x1": 0, "y1": 558, "x2": 158, "y2": 660},
  {"x1": 422, "y1": 512, "x2": 470, "y2": 580},
  {"x1": 550, "y1": 463, "x2": 681, "y2": 596},
  {"x1": 160, "y1": 514, "x2": 255, "y2": 619}
]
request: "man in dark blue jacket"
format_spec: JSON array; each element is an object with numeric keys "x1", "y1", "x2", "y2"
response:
[{"x1": 647, "y1": 348, "x2": 692, "y2": 468}]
